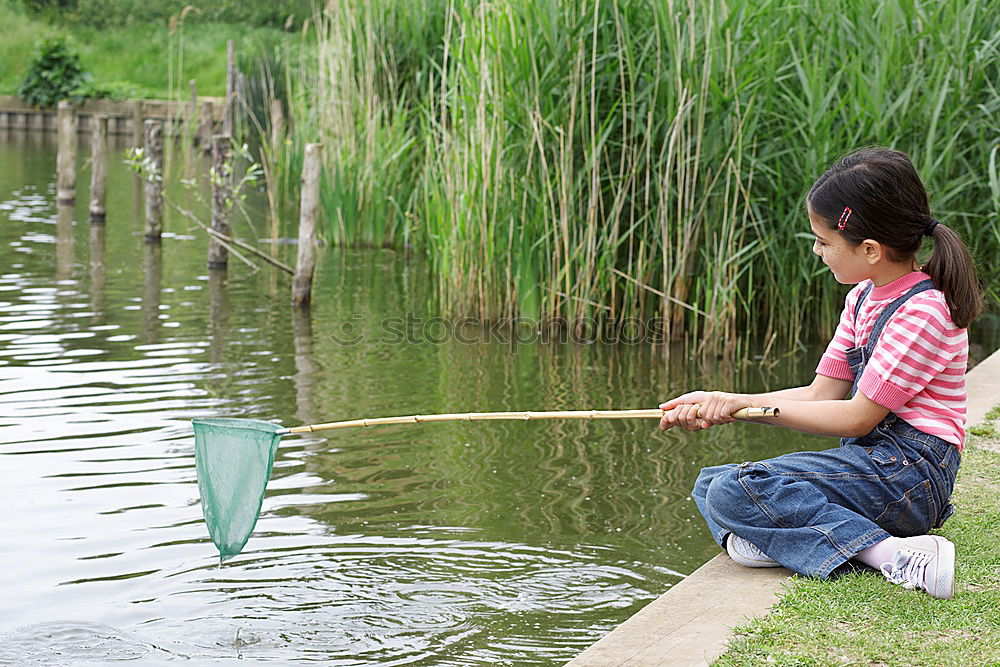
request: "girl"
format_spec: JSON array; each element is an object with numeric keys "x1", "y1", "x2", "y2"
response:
[{"x1": 659, "y1": 147, "x2": 982, "y2": 600}]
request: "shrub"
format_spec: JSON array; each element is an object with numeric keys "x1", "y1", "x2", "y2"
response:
[{"x1": 17, "y1": 35, "x2": 86, "y2": 108}]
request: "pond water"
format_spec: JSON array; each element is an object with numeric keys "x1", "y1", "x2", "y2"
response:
[{"x1": 0, "y1": 129, "x2": 864, "y2": 664}]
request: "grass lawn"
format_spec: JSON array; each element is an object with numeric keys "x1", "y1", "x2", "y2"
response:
[
  {"x1": 0, "y1": 4, "x2": 296, "y2": 99},
  {"x1": 715, "y1": 417, "x2": 1000, "y2": 666}
]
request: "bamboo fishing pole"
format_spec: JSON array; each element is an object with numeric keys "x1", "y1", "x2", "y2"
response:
[{"x1": 276, "y1": 407, "x2": 779, "y2": 435}]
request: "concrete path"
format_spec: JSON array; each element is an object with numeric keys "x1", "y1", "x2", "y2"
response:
[{"x1": 566, "y1": 347, "x2": 1000, "y2": 667}]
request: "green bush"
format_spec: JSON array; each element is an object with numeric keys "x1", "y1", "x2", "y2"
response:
[
  {"x1": 17, "y1": 35, "x2": 86, "y2": 108},
  {"x1": 14, "y1": 32, "x2": 135, "y2": 105}
]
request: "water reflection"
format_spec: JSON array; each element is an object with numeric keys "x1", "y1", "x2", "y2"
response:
[
  {"x1": 89, "y1": 221, "x2": 106, "y2": 322},
  {"x1": 291, "y1": 307, "x2": 317, "y2": 426},
  {"x1": 55, "y1": 203, "x2": 74, "y2": 282},
  {"x1": 207, "y1": 268, "x2": 228, "y2": 365},
  {"x1": 141, "y1": 242, "x2": 162, "y2": 343},
  {"x1": 28, "y1": 127, "x2": 44, "y2": 151}
]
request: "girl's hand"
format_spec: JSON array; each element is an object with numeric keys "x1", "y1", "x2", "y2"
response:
[
  {"x1": 658, "y1": 391, "x2": 755, "y2": 431},
  {"x1": 658, "y1": 402, "x2": 708, "y2": 431}
]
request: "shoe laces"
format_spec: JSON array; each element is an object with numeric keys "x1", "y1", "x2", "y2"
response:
[{"x1": 880, "y1": 549, "x2": 931, "y2": 592}]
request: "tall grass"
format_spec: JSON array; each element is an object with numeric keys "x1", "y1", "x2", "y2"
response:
[{"x1": 281, "y1": 0, "x2": 999, "y2": 355}]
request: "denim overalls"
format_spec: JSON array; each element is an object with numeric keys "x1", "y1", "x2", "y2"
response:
[{"x1": 691, "y1": 280, "x2": 961, "y2": 578}]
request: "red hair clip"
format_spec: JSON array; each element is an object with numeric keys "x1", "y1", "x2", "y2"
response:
[{"x1": 837, "y1": 206, "x2": 852, "y2": 230}]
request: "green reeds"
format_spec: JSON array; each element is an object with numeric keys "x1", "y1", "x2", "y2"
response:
[{"x1": 276, "y1": 0, "x2": 1000, "y2": 355}]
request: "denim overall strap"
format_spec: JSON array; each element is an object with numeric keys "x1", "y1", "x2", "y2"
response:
[
  {"x1": 852, "y1": 283, "x2": 874, "y2": 321},
  {"x1": 845, "y1": 280, "x2": 935, "y2": 396}
]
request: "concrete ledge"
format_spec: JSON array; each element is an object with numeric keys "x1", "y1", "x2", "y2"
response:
[
  {"x1": 567, "y1": 554, "x2": 791, "y2": 666},
  {"x1": 568, "y1": 346, "x2": 1000, "y2": 666}
]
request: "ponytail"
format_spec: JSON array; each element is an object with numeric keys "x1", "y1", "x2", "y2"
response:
[{"x1": 923, "y1": 222, "x2": 983, "y2": 329}]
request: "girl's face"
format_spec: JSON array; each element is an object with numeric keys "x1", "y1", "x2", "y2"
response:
[{"x1": 808, "y1": 206, "x2": 873, "y2": 285}]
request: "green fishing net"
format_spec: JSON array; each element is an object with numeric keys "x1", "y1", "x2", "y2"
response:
[{"x1": 192, "y1": 418, "x2": 283, "y2": 560}]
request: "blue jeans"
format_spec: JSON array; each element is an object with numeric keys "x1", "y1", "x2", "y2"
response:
[{"x1": 692, "y1": 414, "x2": 960, "y2": 578}]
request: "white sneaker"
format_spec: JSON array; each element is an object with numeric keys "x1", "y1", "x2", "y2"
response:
[
  {"x1": 879, "y1": 535, "x2": 955, "y2": 599},
  {"x1": 726, "y1": 534, "x2": 780, "y2": 568}
]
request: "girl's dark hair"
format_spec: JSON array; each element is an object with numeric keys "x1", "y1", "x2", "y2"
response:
[{"x1": 807, "y1": 147, "x2": 982, "y2": 328}]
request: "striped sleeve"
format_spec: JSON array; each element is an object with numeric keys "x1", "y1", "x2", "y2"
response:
[
  {"x1": 856, "y1": 293, "x2": 968, "y2": 411},
  {"x1": 815, "y1": 282, "x2": 868, "y2": 381}
]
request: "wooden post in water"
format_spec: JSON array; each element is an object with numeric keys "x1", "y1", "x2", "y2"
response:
[
  {"x1": 292, "y1": 143, "x2": 322, "y2": 306},
  {"x1": 89, "y1": 114, "x2": 109, "y2": 222},
  {"x1": 143, "y1": 120, "x2": 164, "y2": 242},
  {"x1": 56, "y1": 100, "x2": 77, "y2": 204},
  {"x1": 207, "y1": 134, "x2": 232, "y2": 269},
  {"x1": 224, "y1": 40, "x2": 236, "y2": 138}
]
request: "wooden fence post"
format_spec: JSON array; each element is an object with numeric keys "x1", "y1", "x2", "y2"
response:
[
  {"x1": 143, "y1": 119, "x2": 164, "y2": 242},
  {"x1": 89, "y1": 114, "x2": 108, "y2": 222},
  {"x1": 224, "y1": 40, "x2": 236, "y2": 138},
  {"x1": 208, "y1": 134, "x2": 232, "y2": 269},
  {"x1": 56, "y1": 100, "x2": 77, "y2": 204},
  {"x1": 292, "y1": 143, "x2": 323, "y2": 306}
]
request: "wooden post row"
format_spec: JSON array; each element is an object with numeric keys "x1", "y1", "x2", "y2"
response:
[{"x1": 292, "y1": 143, "x2": 323, "y2": 306}]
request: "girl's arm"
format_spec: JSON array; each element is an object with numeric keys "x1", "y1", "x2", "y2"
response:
[
  {"x1": 755, "y1": 374, "x2": 852, "y2": 402},
  {"x1": 659, "y1": 375, "x2": 888, "y2": 438}
]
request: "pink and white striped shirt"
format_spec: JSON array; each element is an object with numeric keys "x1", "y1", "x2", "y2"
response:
[{"x1": 816, "y1": 271, "x2": 968, "y2": 448}]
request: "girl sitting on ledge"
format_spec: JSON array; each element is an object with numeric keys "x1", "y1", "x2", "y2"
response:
[{"x1": 660, "y1": 147, "x2": 981, "y2": 600}]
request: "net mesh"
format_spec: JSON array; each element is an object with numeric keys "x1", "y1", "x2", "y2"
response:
[{"x1": 192, "y1": 418, "x2": 283, "y2": 560}]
